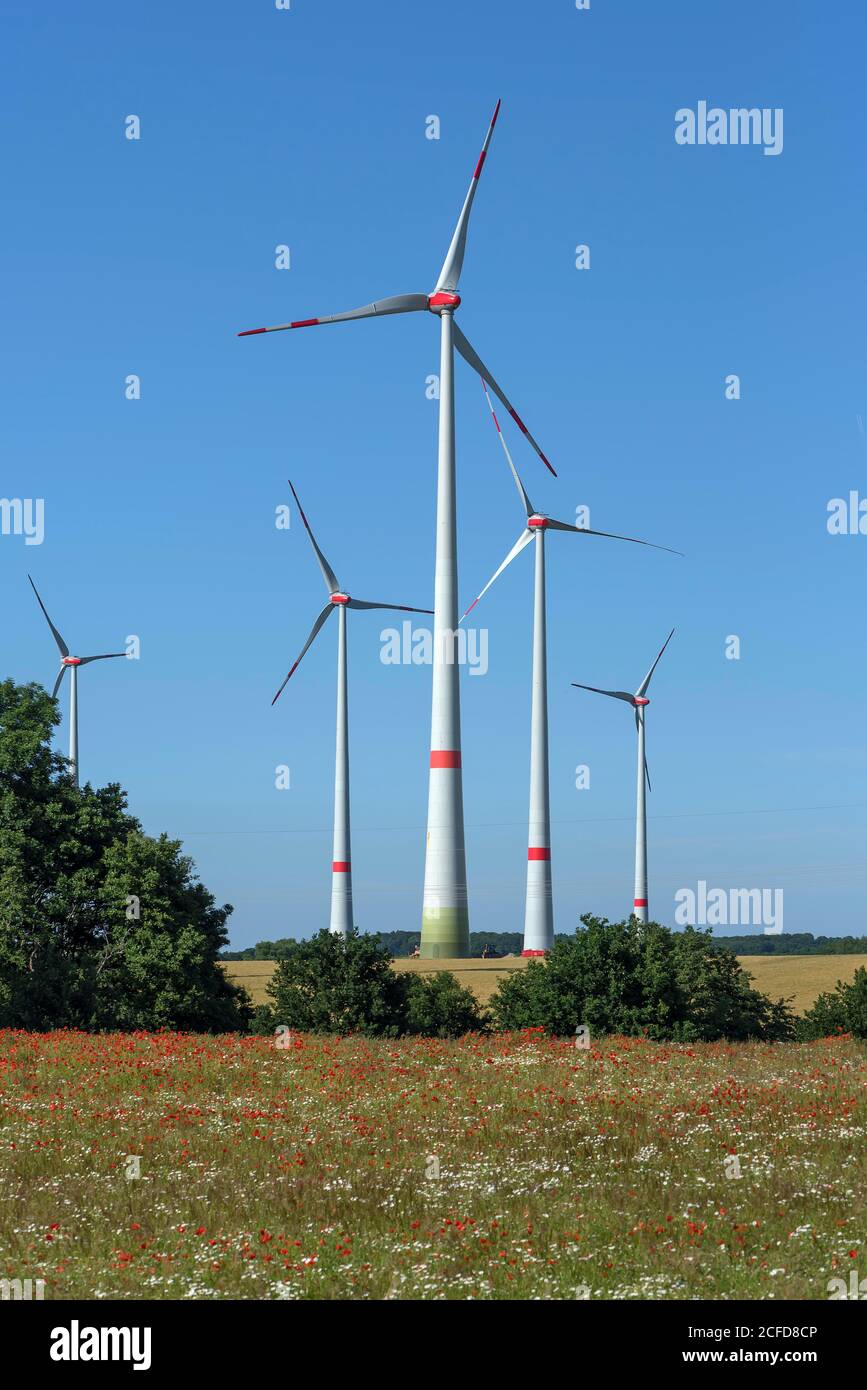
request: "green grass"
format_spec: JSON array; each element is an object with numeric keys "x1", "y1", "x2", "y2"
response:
[{"x1": 1, "y1": 1029, "x2": 864, "y2": 1300}]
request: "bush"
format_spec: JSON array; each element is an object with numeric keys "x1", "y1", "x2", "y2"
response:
[
  {"x1": 260, "y1": 930, "x2": 489, "y2": 1038},
  {"x1": 799, "y1": 967, "x2": 867, "y2": 1039},
  {"x1": 403, "y1": 970, "x2": 489, "y2": 1037},
  {"x1": 264, "y1": 929, "x2": 407, "y2": 1037},
  {"x1": 490, "y1": 915, "x2": 795, "y2": 1042}
]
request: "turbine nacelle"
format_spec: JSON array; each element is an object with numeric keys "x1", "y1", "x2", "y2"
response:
[
  {"x1": 329, "y1": 592, "x2": 350, "y2": 605},
  {"x1": 61, "y1": 656, "x2": 83, "y2": 667},
  {"x1": 527, "y1": 515, "x2": 549, "y2": 529},
  {"x1": 634, "y1": 696, "x2": 650, "y2": 706},
  {"x1": 427, "y1": 291, "x2": 461, "y2": 313}
]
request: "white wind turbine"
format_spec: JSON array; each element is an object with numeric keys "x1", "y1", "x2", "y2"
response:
[
  {"x1": 239, "y1": 100, "x2": 556, "y2": 958},
  {"x1": 463, "y1": 386, "x2": 681, "y2": 954},
  {"x1": 28, "y1": 575, "x2": 128, "y2": 788},
  {"x1": 572, "y1": 629, "x2": 676, "y2": 925},
  {"x1": 272, "y1": 481, "x2": 432, "y2": 937}
]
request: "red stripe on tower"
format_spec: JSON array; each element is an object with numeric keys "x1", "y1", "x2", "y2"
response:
[
  {"x1": 527, "y1": 847, "x2": 551, "y2": 861},
  {"x1": 430, "y1": 750, "x2": 461, "y2": 769},
  {"x1": 332, "y1": 862, "x2": 351, "y2": 873},
  {"x1": 633, "y1": 899, "x2": 647, "y2": 908}
]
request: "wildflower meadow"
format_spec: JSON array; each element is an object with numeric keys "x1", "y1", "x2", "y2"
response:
[{"x1": 1, "y1": 1029, "x2": 864, "y2": 1301}]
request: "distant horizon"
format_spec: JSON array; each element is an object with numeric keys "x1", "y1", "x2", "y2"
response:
[{"x1": 219, "y1": 925, "x2": 867, "y2": 956}]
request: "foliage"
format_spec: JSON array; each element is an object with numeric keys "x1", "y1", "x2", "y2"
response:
[
  {"x1": 403, "y1": 970, "x2": 489, "y2": 1037},
  {"x1": 490, "y1": 915, "x2": 795, "y2": 1042},
  {"x1": 0, "y1": 678, "x2": 250, "y2": 1032},
  {"x1": 263, "y1": 929, "x2": 408, "y2": 1037},
  {"x1": 706, "y1": 932, "x2": 867, "y2": 956},
  {"x1": 799, "y1": 967, "x2": 867, "y2": 1040},
  {"x1": 259, "y1": 930, "x2": 487, "y2": 1038}
]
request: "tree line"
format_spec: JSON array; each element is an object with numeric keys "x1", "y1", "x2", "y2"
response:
[{"x1": 222, "y1": 929, "x2": 867, "y2": 961}]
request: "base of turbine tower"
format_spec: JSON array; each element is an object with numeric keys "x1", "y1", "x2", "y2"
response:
[
  {"x1": 521, "y1": 949, "x2": 548, "y2": 957},
  {"x1": 419, "y1": 906, "x2": 470, "y2": 959}
]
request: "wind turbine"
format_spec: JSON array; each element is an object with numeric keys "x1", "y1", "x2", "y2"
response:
[
  {"x1": 239, "y1": 100, "x2": 556, "y2": 959},
  {"x1": 572, "y1": 629, "x2": 676, "y2": 925},
  {"x1": 272, "y1": 481, "x2": 432, "y2": 938},
  {"x1": 28, "y1": 575, "x2": 128, "y2": 787},
  {"x1": 464, "y1": 386, "x2": 681, "y2": 954}
]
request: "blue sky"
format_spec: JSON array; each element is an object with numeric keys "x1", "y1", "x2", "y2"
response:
[{"x1": 2, "y1": 0, "x2": 865, "y2": 947}]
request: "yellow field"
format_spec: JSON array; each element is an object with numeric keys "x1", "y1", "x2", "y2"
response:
[
  {"x1": 223, "y1": 959, "x2": 283, "y2": 1006},
  {"x1": 391, "y1": 955, "x2": 529, "y2": 1005},
  {"x1": 222, "y1": 954, "x2": 528, "y2": 1008},
  {"x1": 734, "y1": 954, "x2": 867, "y2": 1016},
  {"x1": 223, "y1": 952, "x2": 867, "y2": 1016}
]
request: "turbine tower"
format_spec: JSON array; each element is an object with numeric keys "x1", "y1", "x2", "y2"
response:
[
  {"x1": 239, "y1": 101, "x2": 555, "y2": 958},
  {"x1": 272, "y1": 481, "x2": 432, "y2": 937},
  {"x1": 28, "y1": 575, "x2": 128, "y2": 787},
  {"x1": 464, "y1": 387, "x2": 680, "y2": 954},
  {"x1": 572, "y1": 629, "x2": 675, "y2": 924}
]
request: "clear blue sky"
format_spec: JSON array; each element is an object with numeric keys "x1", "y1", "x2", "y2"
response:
[{"x1": 3, "y1": 0, "x2": 865, "y2": 947}]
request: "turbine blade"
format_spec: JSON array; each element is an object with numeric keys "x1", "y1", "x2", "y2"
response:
[
  {"x1": 453, "y1": 323, "x2": 556, "y2": 476},
  {"x1": 28, "y1": 576, "x2": 69, "y2": 657},
  {"x1": 481, "y1": 381, "x2": 534, "y2": 518},
  {"x1": 77, "y1": 653, "x2": 127, "y2": 665},
  {"x1": 238, "y1": 293, "x2": 428, "y2": 336},
  {"x1": 288, "y1": 480, "x2": 340, "y2": 594},
  {"x1": 571, "y1": 683, "x2": 636, "y2": 704},
  {"x1": 435, "y1": 99, "x2": 501, "y2": 294},
  {"x1": 545, "y1": 517, "x2": 683, "y2": 556},
  {"x1": 645, "y1": 755, "x2": 652, "y2": 794},
  {"x1": 635, "y1": 627, "x2": 676, "y2": 699},
  {"x1": 461, "y1": 529, "x2": 533, "y2": 620},
  {"x1": 272, "y1": 603, "x2": 335, "y2": 705},
  {"x1": 347, "y1": 600, "x2": 434, "y2": 614},
  {"x1": 51, "y1": 666, "x2": 67, "y2": 699}
]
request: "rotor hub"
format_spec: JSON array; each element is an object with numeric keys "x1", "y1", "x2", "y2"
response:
[{"x1": 634, "y1": 696, "x2": 650, "y2": 706}]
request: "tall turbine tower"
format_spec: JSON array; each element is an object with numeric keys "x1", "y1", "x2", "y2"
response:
[
  {"x1": 272, "y1": 482, "x2": 432, "y2": 937},
  {"x1": 28, "y1": 575, "x2": 128, "y2": 787},
  {"x1": 239, "y1": 101, "x2": 555, "y2": 958},
  {"x1": 572, "y1": 630, "x2": 675, "y2": 924},
  {"x1": 464, "y1": 387, "x2": 680, "y2": 953}
]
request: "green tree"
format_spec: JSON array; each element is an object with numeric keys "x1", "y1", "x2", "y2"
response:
[
  {"x1": 490, "y1": 915, "x2": 794, "y2": 1042},
  {"x1": 264, "y1": 929, "x2": 408, "y2": 1036},
  {"x1": 799, "y1": 967, "x2": 867, "y2": 1040},
  {"x1": 403, "y1": 970, "x2": 489, "y2": 1036},
  {"x1": 0, "y1": 678, "x2": 249, "y2": 1031}
]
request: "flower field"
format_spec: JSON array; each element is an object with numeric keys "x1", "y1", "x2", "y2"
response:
[{"x1": 1, "y1": 1029, "x2": 864, "y2": 1300}]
